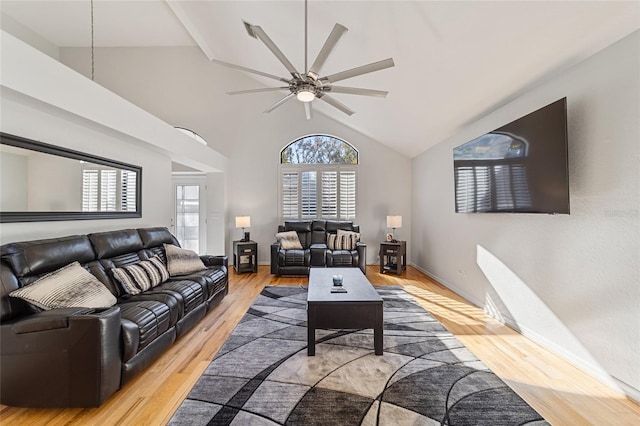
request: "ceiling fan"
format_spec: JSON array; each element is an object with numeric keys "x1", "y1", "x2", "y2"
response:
[{"x1": 213, "y1": 0, "x2": 394, "y2": 120}]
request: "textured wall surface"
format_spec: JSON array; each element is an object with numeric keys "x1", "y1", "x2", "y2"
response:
[{"x1": 411, "y1": 31, "x2": 639, "y2": 397}]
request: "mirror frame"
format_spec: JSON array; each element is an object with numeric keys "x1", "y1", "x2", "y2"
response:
[{"x1": 0, "y1": 132, "x2": 142, "y2": 223}]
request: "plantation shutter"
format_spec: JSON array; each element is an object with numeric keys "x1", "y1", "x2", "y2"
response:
[
  {"x1": 121, "y1": 170, "x2": 137, "y2": 212},
  {"x1": 339, "y1": 170, "x2": 356, "y2": 219},
  {"x1": 455, "y1": 162, "x2": 531, "y2": 213},
  {"x1": 282, "y1": 171, "x2": 299, "y2": 218},
  {"x1": 300, "y1": 171, "x2": 317, "y2": 218},
  {"x1": 321, "y1": 171, "x2": 338, "y2": 218},
  {"x1": 82, "y1": 169, "x2": 99, "y2": 211},
  {"x1": 100, "y1": 169, "x2": 117, "y2": 211}
]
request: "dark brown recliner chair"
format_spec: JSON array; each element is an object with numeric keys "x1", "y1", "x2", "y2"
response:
[{"x1": 270, "y1": 220, "x2": 366, "y2": 276}]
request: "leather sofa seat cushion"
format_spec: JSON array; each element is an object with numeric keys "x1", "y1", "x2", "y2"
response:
[
  {"x1": 119, "y1": 300, "x2": 172, "y2": 362},
  {"x1": 173, "y1": 268, "x2": 227, "y2": 300},
  {"x1": 327, "y1": 250, "x2": 359, "y2": 267},
  {"x1": 149, "y1": 280, "x2": 205, "y2": 318},
  {"x1": 280, "y1": 249, "x2": 307, "y2": 266}
]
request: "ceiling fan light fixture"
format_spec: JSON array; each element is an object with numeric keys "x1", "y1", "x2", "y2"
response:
[{"x1": 296, "y1": 89, "x2": 315, "y2": 102}]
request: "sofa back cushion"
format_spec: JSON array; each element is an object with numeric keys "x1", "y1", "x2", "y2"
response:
[
  {"x1": 311, "y1": 220, "x2": 327, "y2": 245},
  {"x1": 89, "y1": 229, "x2": 144, "y2": 259},
  {"x1": 1, "y1": 235, "x2": 96, "y2": 281},
  {"x1": 283, "y1": 221, "x2": 313, "y2": 248},
  {"x1": 138, "y1": 227, "x2": 179, "y2": 249},
  {"x1": 326, "y1": 221, "x2": 355, "y2": 233}
]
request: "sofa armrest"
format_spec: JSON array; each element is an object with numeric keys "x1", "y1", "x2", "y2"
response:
[
  {"x1": 270, "y1": 242, "x2": 281, "y2": 274},
  {"x1": 200, "y1": 255, "x2": 228, "y2": 268},
  {"x1": 356, "y1": 242, "x2": 367, "y2": 275},
  {"x1": 11, "y1": 307, "x2": 95, "y2": 334},
  {"x1": 1, "y1": 306, "x2": 122, "y2": 407}
]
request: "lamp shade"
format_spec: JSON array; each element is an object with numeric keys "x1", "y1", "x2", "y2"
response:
[
  {"x1": 235, "y1": 216, "x2": 251, "y2": 228},
  {"x1": 386, "y1": 215, "x2": 402, "y2": 228}
]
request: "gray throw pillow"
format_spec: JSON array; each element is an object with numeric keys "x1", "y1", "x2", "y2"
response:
[
  {"x1": 9, "y1": 261, "x2": 117, "y2": 310},
  {"x1": 164, "y1": 243, "x2": 206, "y2": 277},
  {"x1": 276, "y1": 230, "x2": 303, "y2": 250}
]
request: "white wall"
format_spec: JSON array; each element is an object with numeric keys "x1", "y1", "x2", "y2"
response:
[
  {"x1": 27, "y1": 153, "x2": 82, "y2": 211},
  {"x1": 0, "y1": 152, "x2": 27, "y2": 210},
  {"x1": 1, "y1": 32, "x2": 228, "y2": 247},
  {"x1": 0, "y1": 89, "x2": 173, "y2": 243},
  {"x1": 60, "y1": 47, "x2": 412, "y2": 263},
  {"x1": 411, "y1": 31, "x2": 639, "y2": 398}
]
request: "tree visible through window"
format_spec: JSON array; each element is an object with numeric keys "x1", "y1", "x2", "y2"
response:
[{"x1": 280, "y1": 135, "x2": 358, "y2": 220}]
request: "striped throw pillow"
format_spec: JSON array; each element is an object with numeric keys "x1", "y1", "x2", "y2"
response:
[
  {"x1": 10, "y1": 261, "x2": 116, "y2": 310},
  {"x1": 112, "y1": 256, "x2": 171, "y2": 294},
  {"x1": 112, "y1": 266, "x2": 144, "y2": 295},
  {"x1": 327, "y1": 230, "x2": 361, "y2": 250},
  {"x1": 148, "y1": 255, "x2": 170, "y2": 283}
]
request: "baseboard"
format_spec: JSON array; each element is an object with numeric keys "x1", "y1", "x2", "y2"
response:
[{"x1": 408, "y1": 262, "x2": 640, "y2": 404}]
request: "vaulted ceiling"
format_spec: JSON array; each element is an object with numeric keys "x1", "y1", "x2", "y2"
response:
[{"x1": 2, "y1": 1, "x2": 638, "y2": 157}]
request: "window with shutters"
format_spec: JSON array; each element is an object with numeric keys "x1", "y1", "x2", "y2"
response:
[
  {"x1": 280, "y1": 135, "x2": 358, "y2": 220},
  {"x1": 82, "y1": 166, "x2": 137, "y2": 212},
  {"x1": 453, "y1": 132, "x2": 531, "y2": 213}
]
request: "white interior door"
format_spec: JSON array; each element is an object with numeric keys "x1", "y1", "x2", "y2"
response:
[{"x1": 172, "y1": 175, "x2": 207, "y2": 253}]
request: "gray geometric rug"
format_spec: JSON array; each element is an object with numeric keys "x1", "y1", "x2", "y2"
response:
[{"x1": 169, "y1": 286, "x2": 548, "y2": 425}]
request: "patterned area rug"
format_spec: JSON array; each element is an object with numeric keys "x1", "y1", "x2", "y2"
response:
[{"x1": 169, "y1": 286, "x2": 548, "y2": 425}]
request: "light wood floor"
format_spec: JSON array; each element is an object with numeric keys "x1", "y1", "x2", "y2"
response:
[{"x1": 2, "y1": 265, "x2": 639, "y2": 425}]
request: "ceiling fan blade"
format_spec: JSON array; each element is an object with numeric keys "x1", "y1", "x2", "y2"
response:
[
  {"x1": 318, "y1": 94, "x2": 354, "y2": 116},
  {"x1": 212, "y1": 59, "x2": 290, "y2": 83},
  {"x1": 304, "y1": 102, "x2": 312, "y2": 120},
  {"x1": 264, "y1": 93, "x2": 296, "y2": 113},
  {"x1": 321, "y1": 86, "x2": 388, "y2": 98},
  {"x1": 307, "y1": 24, "x2": 348, "y2": 80},
  {"x1": 320, "y1": 58, "x2": 395, "y2": 84},
  {"x1": 227, "y1": 87, "x2": 290, "y2": 95},
  {"x1": 244, "y1": 21, "x2": 301, "y2": 79}
]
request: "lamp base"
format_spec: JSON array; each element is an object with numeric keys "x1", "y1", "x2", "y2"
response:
[{"x1": 243, "y1": 231, "x2": 250, "y2": 242}]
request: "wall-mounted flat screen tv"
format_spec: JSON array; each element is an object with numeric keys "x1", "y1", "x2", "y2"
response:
[{"x1": 453, "y1": 98, "x2": 569, "y2": 214}]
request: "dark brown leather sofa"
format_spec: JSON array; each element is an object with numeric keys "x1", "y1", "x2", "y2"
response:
[
  {"x1": 270, "y1": 220, "x2": 366, "y2": 276},
  {"x1": 0, "y1": 227, "x2": 228, "y2": 408}
]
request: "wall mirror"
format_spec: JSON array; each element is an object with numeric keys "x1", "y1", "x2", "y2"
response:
[{"x1": 0, "y1": 132, "x2": 142, "y2": 222}]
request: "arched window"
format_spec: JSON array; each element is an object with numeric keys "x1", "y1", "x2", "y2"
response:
[
  {"x1": 280, "y1": 135, "x2": 358, "y2": 220},
  {"x1": 174, "y1": 126, "x2": 207, "y2": 145}
]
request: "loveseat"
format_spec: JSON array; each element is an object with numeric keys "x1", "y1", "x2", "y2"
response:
[
  {"x1": 270, "y1": 220, "x2": 366, "y2": 276},
  {"x1": 0, "y1": 227, "x2": 228, "y2": 408}
]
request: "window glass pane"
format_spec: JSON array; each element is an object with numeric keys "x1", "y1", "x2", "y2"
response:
[
  {"x1": 281, "y1": 135, "x2": 358, "y2": 164},
  {"x1": 175, "y1": 184, "x2": 200, "y2": 250},
  {"x1": 184, "y1": 185, "x2": 199, "y2": 199}
]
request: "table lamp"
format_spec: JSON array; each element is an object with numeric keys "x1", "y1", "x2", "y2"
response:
[
  {"x1": 235, "y1": 216, "x2": 251, "y2": 241},
  {"x1": 386, "y1": 215, "x2": 402, "y2": 242}
]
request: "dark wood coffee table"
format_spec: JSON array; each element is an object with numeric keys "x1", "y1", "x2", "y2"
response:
[{"x1": 307, "y1": 268, "x2": 383, "y2": 356}]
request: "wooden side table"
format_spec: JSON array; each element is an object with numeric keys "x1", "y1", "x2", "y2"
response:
[
  {"x1": 233, "y1": 240, "x2": 257, "y2": 274},
  {"x1": 379, "y1": 241, "x2": 406, "y2": 275}
]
